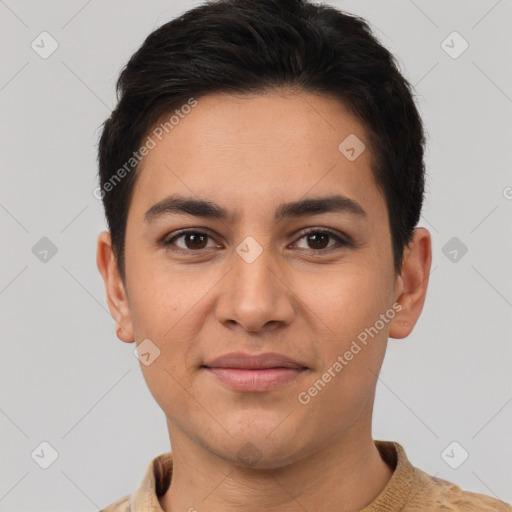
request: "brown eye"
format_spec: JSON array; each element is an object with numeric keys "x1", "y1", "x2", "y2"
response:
[
  {"x1": 165, "y1": 231, "x2": 216, "y2": 251},
  {"x1": 293, "y1": 228, "x2": 349, "y2": 251},
  {"x1": 183, "y1": 233, "x2": 208, "y2": 249},
  {"x1": 306, "y1": 232, "x2": 330, "y2": 249}
]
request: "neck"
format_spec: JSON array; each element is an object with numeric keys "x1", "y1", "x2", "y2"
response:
[{"x1": 158, "y1": 423, "x2": 393, "y2": 512}]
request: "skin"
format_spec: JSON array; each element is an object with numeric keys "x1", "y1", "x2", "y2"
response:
[{"x1": 97, "y1": 89, "x2": 431, "y2": 512}]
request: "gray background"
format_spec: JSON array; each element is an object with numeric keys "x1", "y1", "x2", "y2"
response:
[{"x1": 1, "y1": 0, "x2": 511, "y2": 510}]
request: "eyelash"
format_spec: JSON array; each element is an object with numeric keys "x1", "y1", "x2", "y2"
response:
[{"x1": 162, "y1": 227, "x2": 351, "y2": 254}]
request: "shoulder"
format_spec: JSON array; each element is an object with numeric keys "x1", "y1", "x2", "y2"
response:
[
  {"x1": 99, "y1": 493, "x2": 133, "y2": 512},
  {"x1": 411, "y1": 467, "x2": 512, "y2": 512}
]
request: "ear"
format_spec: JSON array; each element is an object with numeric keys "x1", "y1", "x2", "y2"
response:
[
  {"x1": 96, "y1": 231, "x2": 135, "y2": 343},
  {"x1": 389, "y1": 227, "x2": 432, "y2": 339}
]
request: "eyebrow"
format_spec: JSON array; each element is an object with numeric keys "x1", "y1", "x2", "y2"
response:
[{"x1": 144, "y1": 193, "x2": 366, "y2": 224}]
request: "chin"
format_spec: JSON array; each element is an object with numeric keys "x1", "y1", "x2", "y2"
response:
[{"x1": 208, "y1": 428, "x2": 307, "y2": 470}]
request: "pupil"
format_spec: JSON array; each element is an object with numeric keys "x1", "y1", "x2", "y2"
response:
[
  {"x1": 187, "y1": 233, "x2": 206, "y2": 249},
  {"x1": 308, "y1": 233, "x2": 328, "y2": 249}
]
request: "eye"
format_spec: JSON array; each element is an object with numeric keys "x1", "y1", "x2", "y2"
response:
[
  {"x1": 164, "y1": 230, "x2": 218, "y2": 251},
  {"x1": 162, "y1": 227, "x2": 350, "y2": 253},
  {"x1": 292, "y1": 228, "x2": 349, "y2": 251}
]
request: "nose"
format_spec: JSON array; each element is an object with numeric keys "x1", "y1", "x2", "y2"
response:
[{"x1": 215, "y1": 241, "x2": 295, "y2": 333}]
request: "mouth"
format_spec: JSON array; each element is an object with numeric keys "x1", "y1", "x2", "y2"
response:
[{"x1": 200, "y1": 351, "x2": 309, "y2": 392}]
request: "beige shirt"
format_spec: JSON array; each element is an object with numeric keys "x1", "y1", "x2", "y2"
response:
[{"x1": 100, "y1": 440, "x2": 512, "y2": 511}]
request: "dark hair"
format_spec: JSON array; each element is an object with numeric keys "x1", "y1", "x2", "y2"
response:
[{"x1": 97, "y1": 0, "x2": 425, "y2": 280}]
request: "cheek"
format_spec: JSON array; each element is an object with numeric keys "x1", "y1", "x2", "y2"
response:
[
  {"x1": 126, "y1": 257, "x2": 209, "y2": 338},
  {"x1": 295, "y1": 272, "x2": 391, "y2": 432},
  {"x1": 295, "y1": 263, "x2": 392, "y2": 388},
  {"x1": 125, "y1": 265, "x2": 214, "y2": 405},
  {"x1": 299, "y1": 261, "x2": 392, "y2": 334}
]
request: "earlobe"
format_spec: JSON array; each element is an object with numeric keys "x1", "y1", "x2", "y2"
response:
[
  {"x1": 389, "y1": 228, "x2": 432, "y2": 339},
  {"x1": 96, "y1": 231, "x2": 135, "y2": 343},
  {"x1": 116, "y1": 325, "x2": 134, "y2": 343}
]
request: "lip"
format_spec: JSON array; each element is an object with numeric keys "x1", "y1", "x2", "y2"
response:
[
  {"x1": 202, "y1": 351, "x2": 307, "y2": 370},
  {"x1": 203, "y1": 367, "x2": 307, "y2": 392},
  {"x1": 201, "y1": 351, "x2": 308, "y2": 392}
]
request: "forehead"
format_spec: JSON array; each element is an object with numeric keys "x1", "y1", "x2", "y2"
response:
[{"x1": 129, "y1": 90, "x2": 384, "y2": 222}]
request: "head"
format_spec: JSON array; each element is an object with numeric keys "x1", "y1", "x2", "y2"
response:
[{"x1": 97, "y1": 0, "x2": 431, "y2": 468}]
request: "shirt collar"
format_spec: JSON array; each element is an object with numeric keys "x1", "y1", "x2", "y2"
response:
[{"x1": 361, "y1": 440, "x2": 415, "y2": 511}]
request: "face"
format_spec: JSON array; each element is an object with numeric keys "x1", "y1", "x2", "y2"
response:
[{"x1": 98, "y1": 90, "x2": 429, "y2": 469}]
